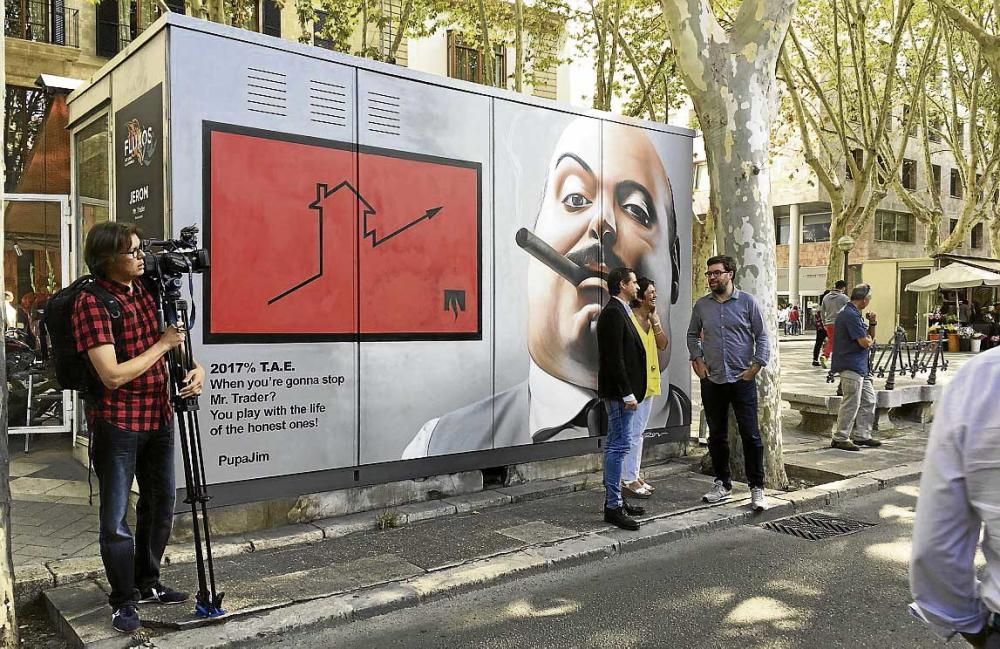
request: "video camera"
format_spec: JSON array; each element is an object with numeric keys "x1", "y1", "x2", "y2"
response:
[{"x1": 142, "y1": 225, "x2": 210, "y2": 281}]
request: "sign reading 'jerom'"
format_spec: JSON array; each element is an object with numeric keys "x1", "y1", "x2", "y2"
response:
[{"x1": 114, "y1": 84, "x2": 164, "y2": 241}]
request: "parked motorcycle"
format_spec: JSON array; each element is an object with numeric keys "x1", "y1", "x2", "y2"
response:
[{"x1": 6, "y1": 327, "x2": 63, "y2": 429}]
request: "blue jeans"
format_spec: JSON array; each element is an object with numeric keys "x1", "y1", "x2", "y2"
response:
[
  {"x1": 700, "y1": 378, "x2": 765, "y2": 489},
  {"x1": 623, "y1": 398, "x2": 653, "y2": 483},
  {"x1": 604, "y1": 399, "x2": 638, "y2": 508},
  {"x1": 91, "y1": 418, "x2": 176, "y2": 609}
]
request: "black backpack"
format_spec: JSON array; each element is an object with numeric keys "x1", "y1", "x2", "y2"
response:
[{"x1": 43, "y1": 276, "x2": 125, "y2": 400}]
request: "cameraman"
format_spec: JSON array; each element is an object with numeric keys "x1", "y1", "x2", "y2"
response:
[{"x1": 71, "y1": 222, "x2": 204, "y2": 634}]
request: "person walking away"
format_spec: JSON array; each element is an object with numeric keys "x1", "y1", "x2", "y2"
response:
[
  {"x1": 687, "y1": 255, "x2": 770, "y2": 512},
  {"x1": 830, "y1": 284, "x2": 882, "y2": 451},
  {"x1": 812, "y1": 292, "x2": 829, "y2": 367},
  {"x1": 820, "y1": 281, "x2": 849, "y2": 367}
]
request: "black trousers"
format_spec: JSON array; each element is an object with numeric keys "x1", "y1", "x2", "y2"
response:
[
  {"x1": 813, "y1": 326, "x2": 827, "y2": 362},
  {"x1": 700, "y1": 378, "x2": 766, "y2": 489}
]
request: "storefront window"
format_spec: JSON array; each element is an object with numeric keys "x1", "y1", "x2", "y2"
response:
[
  {"x1": 4, "y1": 86, "x2": 73, "y2": 432},
  {"x1": 74, "y1": 114, "x2": 111, "y2": 276},
  {"x1": 3, "y1": 84, "x2": 68, "y2": 321}
]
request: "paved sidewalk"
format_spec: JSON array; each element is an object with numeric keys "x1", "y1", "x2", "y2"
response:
[
  {"x1": 9, "y1": 440, "x2": 102, "y2": 567},
  {"x1": 14, "y1": 343, "x2": 977, "y2": 648},
  {"x1": 42, "y1": 457, "x2": 923, "y2": 649}
]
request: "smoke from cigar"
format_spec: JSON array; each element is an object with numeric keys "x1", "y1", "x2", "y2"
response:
[{"x1": 515, "y1": 228, "x2": 592, "y2": 285}]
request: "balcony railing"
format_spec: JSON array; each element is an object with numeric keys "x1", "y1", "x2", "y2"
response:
[{"x1": 5, "y1": 0, "x2": 80, "y2": 48}]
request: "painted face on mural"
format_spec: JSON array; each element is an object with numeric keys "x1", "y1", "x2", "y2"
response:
[{"x1": 527, "y1": 119, "x2": 675, "y2": 389}]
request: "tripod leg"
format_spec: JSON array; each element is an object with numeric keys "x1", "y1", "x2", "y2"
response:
[
  {"x1": 174, "y1": 301, "x2": 225, "y2": 616},
  {"x1": 183, "y1": 406, "x2": 222, "y2": 608},
  {"x1": 171, "y1": 371, "x2": 211, "y2": 612}
]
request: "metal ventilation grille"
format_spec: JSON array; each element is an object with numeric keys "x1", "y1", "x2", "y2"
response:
[
  {"x1": 366, "y1": 91, "x2": 401, "y2": 136},
  {"x1": 246, "y1": 67, "x2": 287, "y2": 117},
  {"x1": 309, "y1": 79, "x2": 348, "y2": 128},
  {"x1": 760, "y1": 513, "x2": 876, "y2": 541}
]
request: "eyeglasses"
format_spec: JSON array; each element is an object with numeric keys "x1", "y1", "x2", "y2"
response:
[
  {"x1": 121, "y1": 248, "x2": 143, "y2": 259},
  {"x1": 704, "y1": 270, "x2": 730, "y2": 278}
]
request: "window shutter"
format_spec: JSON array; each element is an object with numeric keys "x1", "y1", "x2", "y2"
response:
[
  {"x1": 51, "y1": 0, "x2": 66, "y2": 45},
  {"x1": 96, "y1": 0, "x2": 120, "y2": 57},
  {"x1": 262, "y1": 0, "x2": 280, "y2": 36}
]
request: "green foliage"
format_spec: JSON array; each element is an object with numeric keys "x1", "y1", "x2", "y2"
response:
[{"x1": 287, "y1": 0, "x2": 568, "y2": 91}]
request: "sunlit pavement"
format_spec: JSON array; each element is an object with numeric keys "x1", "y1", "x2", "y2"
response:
[{"x1": 266, "y1": 481, "x2": 949, "y2": 649}]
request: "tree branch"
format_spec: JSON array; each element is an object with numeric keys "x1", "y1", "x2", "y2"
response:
[
  {"x1": 928, "y1": 0, "x2": 1000, "y2": 75},
  {"x1": 615, "y1": 27, "x2": 657, "y2": 120},
  {"x1": 388, "y1": 0, "x2": 414, "y2": 62}
]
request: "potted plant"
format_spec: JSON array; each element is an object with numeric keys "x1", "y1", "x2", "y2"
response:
[
  {"x1": 958, "y1": 326, "x2": 975, "y2": 352},
  {"x1": 928, "y1": 323, "x2": 944, "y2": 342},
  {"x1": 972, "y1": 332, "x2": 985, "y2": 353},
  {"x1": 944, "y1": 323, "x2": 961, "y2": 352}
]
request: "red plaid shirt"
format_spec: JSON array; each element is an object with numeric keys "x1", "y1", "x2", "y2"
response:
[{"x1": 71, "y1": 277, "x2": 171, "y2": 431}]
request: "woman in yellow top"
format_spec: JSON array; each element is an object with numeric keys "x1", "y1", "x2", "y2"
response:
[{"x1": 623, "y1": 278, "x2": 669, "y2": 499}]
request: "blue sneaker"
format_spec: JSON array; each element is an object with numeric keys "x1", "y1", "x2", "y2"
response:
[{"x1": 112, "y1": 605, "x2": 140, "y2": 633}]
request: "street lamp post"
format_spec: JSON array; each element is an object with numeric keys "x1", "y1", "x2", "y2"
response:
[{"x1": 837, "y1": 235, "x2": 856, "y2": 286}]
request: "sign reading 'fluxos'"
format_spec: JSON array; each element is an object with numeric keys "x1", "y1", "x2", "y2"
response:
[{"x1": 115, "y1": 84, "x2": 164, "y2": 240}]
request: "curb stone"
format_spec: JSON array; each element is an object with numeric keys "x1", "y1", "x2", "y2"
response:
[
  {"x1": 13, "y1": 562, "x2": 56, "y2": 605},
  {"x1": 141, "y1": 465, "x2": 923, "y2": 649}
]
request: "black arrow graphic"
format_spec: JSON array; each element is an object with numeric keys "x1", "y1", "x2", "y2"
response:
[
  {"x1": 268, "y1": 181, "x2": 374, "y2": 305},
  {"x1": 269, "y1": 181, "x2": 442, "y2": 305},
  {"x1": 443, "y1": 290, "x2": 466, "y2": 320},
  {"x1": 364, "y1": 206, "x2": 442, "y2": 248}
]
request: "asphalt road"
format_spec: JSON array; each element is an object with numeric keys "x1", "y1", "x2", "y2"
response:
[{"x1": 264, "y1": 482, "x2": 952, "y2": 649}]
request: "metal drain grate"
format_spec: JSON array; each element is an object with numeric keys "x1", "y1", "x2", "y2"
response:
[{"x1": 760, "y1": 513, "x2": 876, "y2": 541}]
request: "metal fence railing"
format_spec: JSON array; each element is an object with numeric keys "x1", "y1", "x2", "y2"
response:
[{"x1": 827, "y1": 326, "x2": 949, "y2": 390}]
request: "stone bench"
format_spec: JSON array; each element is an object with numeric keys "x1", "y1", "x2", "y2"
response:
[{"x1": 784, "y1": 383, "x2": 941, "y2": 437}]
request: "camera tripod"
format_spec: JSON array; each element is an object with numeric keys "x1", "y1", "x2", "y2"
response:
[{"x1": 156, "y1": 277, "x2": 225, "y2": 619}]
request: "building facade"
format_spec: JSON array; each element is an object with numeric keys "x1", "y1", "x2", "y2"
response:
[{"x1": 691, "y1": 114, "x2": 990, "y2": 340}]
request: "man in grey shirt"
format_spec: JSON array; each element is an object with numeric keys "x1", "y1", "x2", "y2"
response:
[
  {"x1": 819, "y1": 280, "x2": 849, "y2": 367},
  {"x1": 687, "y1": 255, "x2": 770, "y2": 512}
]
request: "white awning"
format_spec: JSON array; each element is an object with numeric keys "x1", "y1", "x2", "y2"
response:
[{"x1": 905, "y1": 260, "x2": 1000, "y2": 292}]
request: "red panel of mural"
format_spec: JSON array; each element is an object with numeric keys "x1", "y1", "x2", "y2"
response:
[{"x1": 205, "y1": 125, "x2": 481, "y2": 342}]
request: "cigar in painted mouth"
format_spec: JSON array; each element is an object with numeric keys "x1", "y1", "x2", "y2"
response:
[{"x1": 515, "y1": 228, "x2": 594, "y2": 286}]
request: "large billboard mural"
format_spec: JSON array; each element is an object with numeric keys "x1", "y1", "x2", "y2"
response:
[
  {"x1": 152, "y1": 22, "x2": 693, "y2": 500},
  {"x1": 402, "y1": 108, "x2": 691, "y2": 459}
]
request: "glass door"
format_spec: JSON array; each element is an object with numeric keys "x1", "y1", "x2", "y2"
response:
[
  {"x1": 899, "y1": 268, "x2": 931, "y2": 341},
  {"x1": 3, "y1": 193, "x2": 73, "y2": 437}
]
